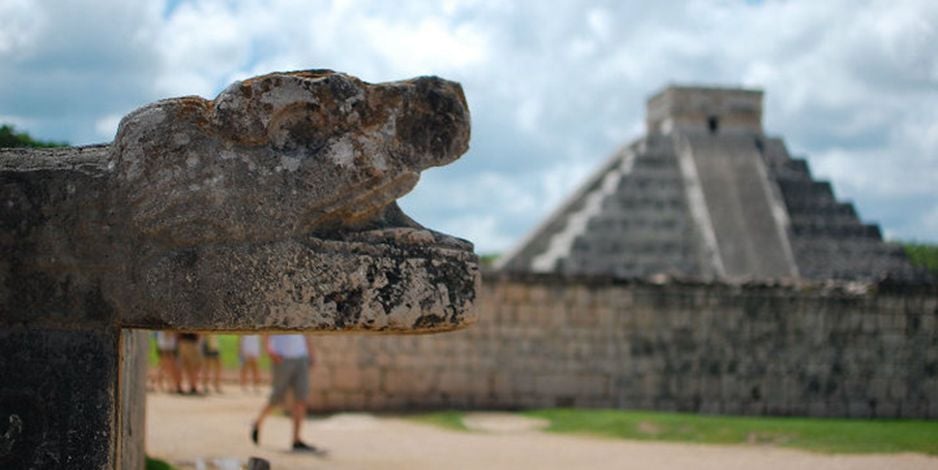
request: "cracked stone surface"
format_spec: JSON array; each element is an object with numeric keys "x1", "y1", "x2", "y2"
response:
[{"x1": 1, "y1": 69, "x2": 480, "y2": 333}]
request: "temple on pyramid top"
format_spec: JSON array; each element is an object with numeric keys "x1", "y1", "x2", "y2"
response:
[
  {"x1": 646, "y1": 86, "x2": 763, "y2": 136},
  {"x1": 498, "y1": 85, "x2": 925, "y2": 282}
]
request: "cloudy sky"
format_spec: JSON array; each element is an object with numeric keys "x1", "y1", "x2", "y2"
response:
[{"x1": 2, "y1": 0, "x2": 936, "y2": 253}]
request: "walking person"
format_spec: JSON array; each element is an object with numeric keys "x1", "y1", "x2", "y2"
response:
[
  {"x1": 250, "y1": 334, "x2": 318, "y2": 452},
  {"x1": 239, "y1": 334, "x2": 262, "y2": 393},
  {"x1": 201, "y1": 334, "x2": 223, "y2": 393},
  {"x1": 176, "y1": 332, "x2": 202, "y2": 394},
  {"x1": 155, "y1": 331, "x2": 182, "y2": 393}
]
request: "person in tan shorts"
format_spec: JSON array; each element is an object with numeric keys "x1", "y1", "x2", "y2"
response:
[
  {"x1": 251, "y1": 334, "x2": 319, "y2": 452},
  {"x1": 176, "y1": 332, "x2": 202, "y2": 394}
]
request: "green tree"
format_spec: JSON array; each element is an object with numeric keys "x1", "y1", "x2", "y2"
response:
[
  {"x1": 479, "y1": 253, "x2": 500, "y2": 268},
  {"x1": 903, "y1": 242, "x2": 938, "y2": 277},
  {"x1": 0, "y1": 124, "x2": 67, "y2": 148}
]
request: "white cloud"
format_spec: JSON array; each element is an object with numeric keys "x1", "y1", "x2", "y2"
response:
[
  {"x1": 2, "y1": 0, "x2": 937, "y2": 250},
  {"x1": 154, "y1": 0, "x2": 252, "y2": 97},
  {"x1": 437, "y1": 214, "x2": 514, "y2": 254},
  {"x1": 0, "y1": 1, "x2": 163, "y2": 142},
  {"x1": 0, "y1": 114, "x2": 34, "y2": 129},
  {"x1": 357, "y1": 17, "x2": 490, "y2": 74},
  {"x1": 0, "y1": 0, "x2": 42, "y2": 56},
  {"x1": 94, "y1": 114, "x2": 123, "y2": 141},
  {"x1": 923, "y1": 206, "x2": 938, "y2": 234},
  {"x1": 515, "y1": 98, "x2": 542, "y2": 134},
  {"x1": 538, "y1": 160, "x2": 594, "y2": 213}
]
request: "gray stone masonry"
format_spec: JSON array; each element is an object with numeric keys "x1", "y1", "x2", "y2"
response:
[
  {"x1": 0, "y1": 70, "x2": 479, "y2": 469},
  {"x1": 309, "y1": 272, "x2": 938, "y2": 419}
]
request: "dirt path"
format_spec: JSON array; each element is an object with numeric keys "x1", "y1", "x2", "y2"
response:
[{"x1": 147, "y1": 389, "x2": 938, "y2": 470}]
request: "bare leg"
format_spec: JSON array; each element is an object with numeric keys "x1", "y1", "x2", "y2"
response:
[
  {"x1": 201, "y1": 359, "x2": 209, "y2": 392},
  {"x1": 154, "y1": 356, "x2": 166, "y2": 391},
  {"x1": 249, "y1": 359, "x2": 260, "y2": 391},
  {"x1": 210, "y1": 358, "x2": 216, "y2": 391},
  {"x1": 211, "y1": 358, "x2": 222, "y2": 392},
  {"x1": 170, "y1": 356, "x2": 182, "y2": 392},
  {"x1": 186, "y1": 362, "x2": 200, "y2": 393},
  {"x1": 291, "y1": 401, "x2": 306, "y2": 444},
  {"x1": 252, "y1": 403, "x2": 276, "y2": 445},
  {"x1": 158, "y1": 354, "x2": 173, "y2": 392}
]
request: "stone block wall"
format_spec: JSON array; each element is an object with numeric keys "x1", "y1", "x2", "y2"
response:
[{"x1": 309, "y1": 272, "x2": 938, "y2": 418}]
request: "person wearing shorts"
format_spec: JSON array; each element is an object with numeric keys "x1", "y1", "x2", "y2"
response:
[
  {"x1": 201, "y1": 334, "x2": 222, "y2": 393},
  {"x1": 176, "y1": 332, "x2": 202, "y2": 394},
  {"x1": 250, "y1": 334, "x2": 318, "y2": 452},
  {"x1": 239, "y1": 335, "x2": 261, "y2": 392},
  {"x1": 155, "y1": 331, "x2": 182, "y2": 393}
]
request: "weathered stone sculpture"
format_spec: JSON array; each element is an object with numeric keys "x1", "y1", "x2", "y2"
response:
[
  {"x1": 0, "y1": 70, "x2": 478, "y2": 468},
  {"x1": 3, "y1": 70, "x2": 479, "y2": 332}
]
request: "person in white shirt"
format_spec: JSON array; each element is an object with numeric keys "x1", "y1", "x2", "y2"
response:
[
  {"x1": 250, "y1": 334, "x2": 318, "y2": 452},
  {"x1": 239, "y1": 335, "x2": 261, "y2": 392}
]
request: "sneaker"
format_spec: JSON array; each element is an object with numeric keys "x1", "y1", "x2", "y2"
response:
[
  {"x1": 250, "y1": 424, "x2": 259, "y2": 445},
  {"x1": 292, "y1": 441, "x2": 318, "y2": 452}
]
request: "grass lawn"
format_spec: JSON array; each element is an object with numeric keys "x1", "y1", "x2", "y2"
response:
[
  {"x1": 409, "y1": 410, "x2": 470, "y2": 431},
  {"x1": 413, "y1": 409, "x2": 938, "y2": 455},
  {"x1": 146, "y1": 334, "x2": 272, "y2": 371}
]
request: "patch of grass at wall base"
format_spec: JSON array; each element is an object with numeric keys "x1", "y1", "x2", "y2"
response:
[
  {"x1": 146, "y1": 455, "x2": 174, "y2": 470},
  {"x1": 410, "y1": 409, "x2": 938, "y2": 455},
  {"x1": 521, "y1": 409, "x2": 938, "y2": 455},
  {"x1": 407, "y1": 411, "x2": 470, "y2": 432}
]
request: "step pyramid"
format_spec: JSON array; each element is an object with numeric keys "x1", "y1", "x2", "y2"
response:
[{"x1": 498, "y1": 85, "x2": 924, "y2": 282}]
